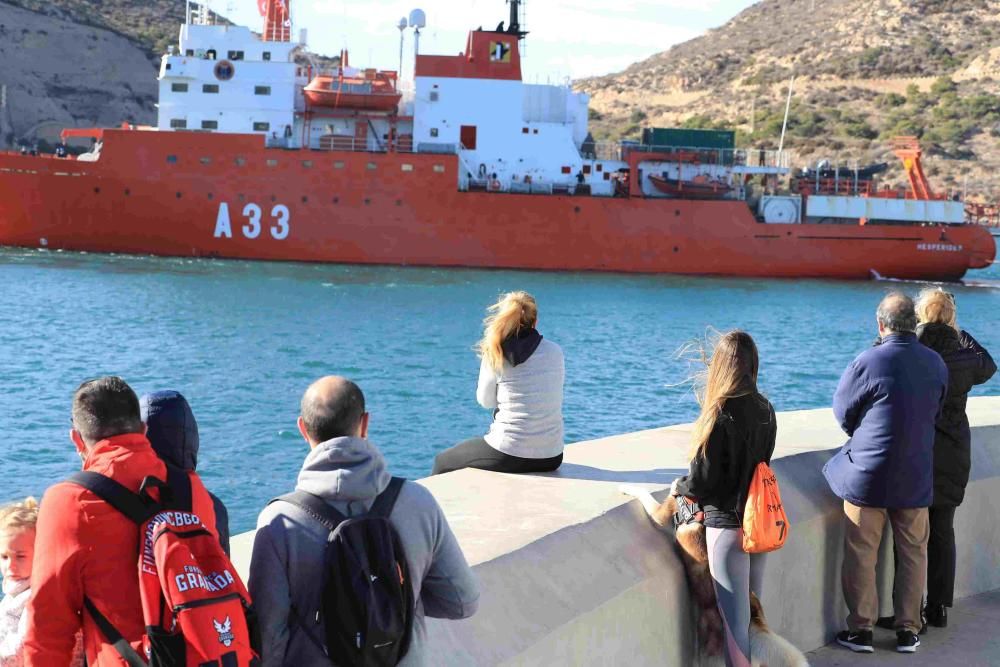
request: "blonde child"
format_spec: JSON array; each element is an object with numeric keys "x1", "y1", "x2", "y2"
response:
[
  {"x1": 0, "y1": 498, "x2": 82, "y2": 667},
  {"x1": 0, "y1": 498, "x2": 37, "y2": 667}
]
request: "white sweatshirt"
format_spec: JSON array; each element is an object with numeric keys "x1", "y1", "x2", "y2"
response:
[
  {"x1": 477, "y1": 338, "x2": 565, "y2": 459},
  {"x1": 0, "y1": 579, "x2": 29, "y2": 667}
]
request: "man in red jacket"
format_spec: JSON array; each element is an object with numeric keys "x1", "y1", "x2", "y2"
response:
[{"x1": 24, "y1": 376, "x2": 219, "y2": 666}]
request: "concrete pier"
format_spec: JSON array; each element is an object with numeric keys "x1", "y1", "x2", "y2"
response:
[{"x1": 230, "y1": 396, "x2": 1000, "y2": 665}]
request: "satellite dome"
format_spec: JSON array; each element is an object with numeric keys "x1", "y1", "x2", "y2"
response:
[{"x1": 408, "y1": 9, "x2": 426, "y2": 29}]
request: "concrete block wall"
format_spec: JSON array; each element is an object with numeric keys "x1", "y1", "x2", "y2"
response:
[{"x1": 230, "y1": 397, "x2": 1000, "y2": 665}]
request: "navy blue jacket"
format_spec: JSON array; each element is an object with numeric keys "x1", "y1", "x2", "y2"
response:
[
  {"x1": 823, "y1": 332, "x2": 947, "y2": 508},
  {"x1": 140, "y1": 390, "x2": 231, "y2": 554}
]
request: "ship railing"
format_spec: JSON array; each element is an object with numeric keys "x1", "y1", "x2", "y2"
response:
[
  {"x1": 310, "y1": 135, "x2": 416, "y2": 153},
  {"x1": 589, "y1": 142, "x2": 791, "y2": 169}
]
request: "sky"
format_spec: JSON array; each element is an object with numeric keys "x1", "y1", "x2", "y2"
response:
[{"x1": 213, "y1": 0, "x2": 760, "y2": 82}]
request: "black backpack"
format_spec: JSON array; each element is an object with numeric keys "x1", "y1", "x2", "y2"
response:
[{"x1": 270, "y1": 477, "x2": 415, "y2": 667}]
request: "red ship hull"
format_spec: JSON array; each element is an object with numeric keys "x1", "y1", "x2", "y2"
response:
[{"x1": 0, "y1": 131, "x2": 994, "y2": 280}]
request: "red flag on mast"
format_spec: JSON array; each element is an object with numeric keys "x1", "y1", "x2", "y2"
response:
[{"x1": 257, "y1": 0, "x2": 268, "y2": 17}]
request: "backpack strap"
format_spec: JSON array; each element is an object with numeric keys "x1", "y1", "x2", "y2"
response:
[
  {"x1": 66, "y1": 471, "x2": 158, "y2": 524},
  {"x1": 369, "y1": 477, "x2": 406, "y2": 519},
  {"x1": 68, "y1": 473, "x2": 155, "y2": 666},
  {"x1": 271, "y1": 491, "x2": 347, "y2": 532},
  {"x1": 82, "y1": 597, "x2": 149, "y2": 667},
  {"x1": 165, "y1": 464, "x2": 193, "y2": 511}
]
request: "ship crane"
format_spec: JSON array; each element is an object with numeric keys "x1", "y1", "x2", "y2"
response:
[{"x1": 892, "y1": 136, "x2": 940, "y2": 201}]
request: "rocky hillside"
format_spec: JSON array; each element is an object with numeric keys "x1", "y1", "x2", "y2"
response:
[
  {"x1": 0, "y1": 1, "x2": 159, "y2": 149},
  {"x1": 577, "y1": 0, "x2": 1000, "y2": 197},
  {"x1": 0, "y1": 0, "x2": 344, "y2": 150}
]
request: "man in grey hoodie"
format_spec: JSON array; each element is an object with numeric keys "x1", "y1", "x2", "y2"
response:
[{"x1": 248, "y1": 376, "x2": 480, "y2": 666}]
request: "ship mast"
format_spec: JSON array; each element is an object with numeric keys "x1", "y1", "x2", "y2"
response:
[{"x1": 263, "y1": 0, "x2": 292, "y2": 42}]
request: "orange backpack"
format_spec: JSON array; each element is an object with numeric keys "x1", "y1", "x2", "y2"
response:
[{"x1": 741, "y1": 461, "x2": 789, "y2": 553}]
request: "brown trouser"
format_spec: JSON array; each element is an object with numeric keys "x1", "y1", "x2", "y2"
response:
[{"x1": 842, "y1": 500, "x2": 929, "y2": 633}]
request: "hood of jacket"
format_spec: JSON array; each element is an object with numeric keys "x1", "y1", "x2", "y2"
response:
[
  {"x1": 140, "y1": 390, "x2": 199, "y2": 470},
  {"x1": 501, "y1": 328, "x2": 543, "y2": 367},
  {"x1": 296, "y1": 436, "x2": 391, "y2": 505},
  {"x1": 917, "y1": 322, "x2": 961, "y2": 355}
]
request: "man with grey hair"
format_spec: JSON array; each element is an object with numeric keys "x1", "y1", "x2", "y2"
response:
[{"x1": 824, "y1": 292, "x2": 947, "y2": 655}]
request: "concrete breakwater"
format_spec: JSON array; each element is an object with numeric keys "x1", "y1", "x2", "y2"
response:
[{"x1": 230, "y1": 397, "x2": 1000, "y2": 665}]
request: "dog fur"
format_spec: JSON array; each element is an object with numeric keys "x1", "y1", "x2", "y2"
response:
[{"x1": 621, "y1": 485, "x2": 809, "y2": 667}]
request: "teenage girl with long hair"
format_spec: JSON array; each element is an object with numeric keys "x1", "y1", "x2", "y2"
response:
[
  {"x1": 432, "y1": 291, "x2": 565, "y2": 475},
  {"x1": 671, "y1": 331, "x2": 777, "y2": 667}
]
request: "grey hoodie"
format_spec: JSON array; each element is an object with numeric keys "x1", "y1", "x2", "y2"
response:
[{"x1": 248, "y1": 437, "x2": 479, "y2": 667}]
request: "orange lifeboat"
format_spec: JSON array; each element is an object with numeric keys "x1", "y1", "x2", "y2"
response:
[{"x1": 304, "y1": 67, "x2": 402, "y2": 112}]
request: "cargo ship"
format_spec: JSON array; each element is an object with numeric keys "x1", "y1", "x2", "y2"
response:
[{"x1": 0, "y1": 0, "x2": 994, "y2": 280}]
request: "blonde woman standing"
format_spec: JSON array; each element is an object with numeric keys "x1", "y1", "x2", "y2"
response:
[
  {"x1": 671, "y1": 331, "x2": 776, "y2": 667},
  {"x1": 433, "y1": 291, "x2": 565, "y2": 475},
  {"x1": 912, "y1": 289, "x2": 995, "y2": 628}
]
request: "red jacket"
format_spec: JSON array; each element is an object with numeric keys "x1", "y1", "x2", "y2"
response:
[{"x1": 24, "y1": 433, "x2": 219, "y2": 666}]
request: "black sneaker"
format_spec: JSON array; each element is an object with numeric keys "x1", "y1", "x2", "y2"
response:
[
  {"x1": 836, "y1": 629, "x2": 874, "y2": 653},
  {"x1": 897, "y1": 630, "x2": 921, "y2": 653}
]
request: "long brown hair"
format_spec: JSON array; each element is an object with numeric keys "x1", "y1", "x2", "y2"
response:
[
  {"x1": 478, "y1": 291, "x2": 538, "y2": 372},
  {"x1": 690, "y1": 330, "x2": 760, "y2": 460}
]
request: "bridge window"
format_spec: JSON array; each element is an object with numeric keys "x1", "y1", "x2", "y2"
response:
[
  {"x1": 429, "y1": 128, "x2": 439, "y2": 138},
  {"x1": 433, "y1": 164, "x2": 445, "y2": 173},
  {"x1": 561, "y1": 166, "x2": 571, "y2": 174},
  {"x1": 253, "y1": 122, "x2": 270, "y2": 132},
  {"x1": 185, "y1": 49, "x2": 194, "y2": 57},
  {"x1": 203, "y1": 84, "x2": 220, "y2": 94},
  {"x1": 367, "y1": 162, "x2": 377, "y2": 170},
  {"x1": 429, "y1": 91, "x2": 439, "y2": 102},
  {"x1": 200, "y1": 157, "x2": 211, "y2": 165},
  {"x1": 522, "y1": 127, "x2": 529, "y2": 134},
  {"x1": 302, "y1": 160, "x2": 313, "y2": 168},
  {"x1": 334, "y1": 161, "x2": 345, "y2": 169},
  {"x1": 227, "y1": 50, "x2": 245, "y2": 61},
  {"x1": 583, "y1": 165, "x2": 592, "y2": 175},
  {"x1": 255, "y1": 86, "x2": 272, "y2": 96},
  {"x1": 170, "y1": 119, "x2": 187, "y2": 129},
  {"x1": 171, "y1": 83, "x2": 188, "y2": 93},
  {"x1": 201, "y1": 120, "x2": 218, "y2": 130},
  {"x1": 263, "y1": 51, "x2": 272, "y2": 61},
  {"x1": 401, "y1": 164, "x2": 414, "y2": 172}
]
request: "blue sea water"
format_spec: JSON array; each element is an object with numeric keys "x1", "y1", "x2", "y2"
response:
[{"x1": 2, "y1": 243, "x2": 998, "y2": 533}]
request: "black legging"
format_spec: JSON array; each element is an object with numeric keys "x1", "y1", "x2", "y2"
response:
[
  {"x1": 927, "y1": 505, "x2": 957, "y2": 607},
  {"x1": 432, "y1": 436, "x2": 563, "y2": 476}
]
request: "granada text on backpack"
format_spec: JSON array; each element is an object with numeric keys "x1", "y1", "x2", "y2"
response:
[{"x1": 68, "y1": 467, "x2": 261, "y2": 667}]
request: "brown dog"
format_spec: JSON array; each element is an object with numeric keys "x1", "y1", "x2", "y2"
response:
[{"x1": 621, "y1": 486, "x2": 809, "y2": 666}]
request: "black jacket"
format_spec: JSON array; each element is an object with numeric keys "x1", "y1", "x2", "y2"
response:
[
  {"x1": 674, "y1": 392, "x2": 777, "y2": 528},
  {"x1": 917, "y1": 324, "x2": 996, "y2": 507},
  {"x1": 140, "y1": 390, "x2": 231, "y2": 554}
]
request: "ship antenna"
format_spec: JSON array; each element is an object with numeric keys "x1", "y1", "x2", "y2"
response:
[
  {"x1": 777, "y1": 73, "x2": 795, "y2": 155},
  {"x1": 409, "y1": 9, "x2": 426, "y2": 59},
  {"x1": 507, "y1": 0, "x2": 528, "y2": 40}
]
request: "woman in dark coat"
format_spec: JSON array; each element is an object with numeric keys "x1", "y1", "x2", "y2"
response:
[{"x1": 915, "y1": 288, "x2": 996, "y2": 627}]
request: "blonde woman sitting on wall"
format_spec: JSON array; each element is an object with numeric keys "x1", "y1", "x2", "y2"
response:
[{"x1": 432, "y1": 291, "x2": 565, "y2": 475}]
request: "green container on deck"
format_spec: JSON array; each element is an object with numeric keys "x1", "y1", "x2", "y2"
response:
[{"x1": 641, "y1": 127, "x2": 735, "y2": 150}]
